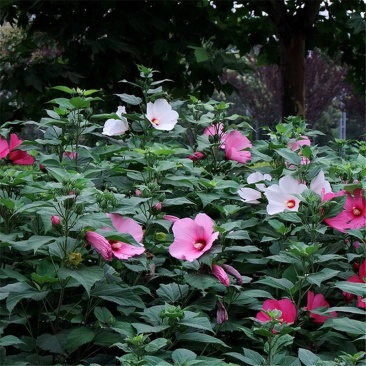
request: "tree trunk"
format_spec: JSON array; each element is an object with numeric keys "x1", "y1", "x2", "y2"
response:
[{"x1": 280, "y1": 31, "x2": 306, "y2": 117}]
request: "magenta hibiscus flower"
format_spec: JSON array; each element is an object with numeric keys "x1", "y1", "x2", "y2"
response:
[
  {"x1": 256, "y1": 298, "x2": 296, "y2": 325},
  {"x1": 305, "y1": 291, "x2": 337, "y2": 323},
  {"x1": 0, "y1": 134, "x2": 34, "y2": 165},
  {"x1": 224, "y1": 131, "x2": 252, "y2": 164},
  {"x1": 86, "y1": 213, "x2": 145, "y2": 261},
  {"x1": 169, "y1": 213, "x2": 219, "y2": 261},
  {"x1": 342, "y1": 259, "x2": 366, "y2": 308},
  {"x1": 323, "y1": 188, "x2": 366, "y2": 232}
]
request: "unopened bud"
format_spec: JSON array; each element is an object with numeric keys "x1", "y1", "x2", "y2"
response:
[
  {"x1": 51, "y1": 215, "x2": 61, "y2": 226},
  {"x1": 212, "y1": 264, "x2": 230, "y2": 287},
  {"x1": 216, "y1": 300, "x2": 228, "y2": 324}
]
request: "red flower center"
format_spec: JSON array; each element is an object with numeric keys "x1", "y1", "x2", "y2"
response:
[
  {"x1": 352, "y1": 207, "x2": 361, "y2": 216},
  {"x1": 193, "y1": 240, "x2": 206, "y2": 250},
  {"x1": 151, "y1": 117, "x2": 159, "y2": 125},
  {"x1": 286, "y1": 199, "x2": 296, "y2": 209},
  {"x1": 110, "y1": 241, "x2": 122, "y2": 250}
]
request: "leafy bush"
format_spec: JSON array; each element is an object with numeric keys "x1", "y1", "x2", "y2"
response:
[{"x1": 0, "y1": 65, "x2": 365, "y2": 366}]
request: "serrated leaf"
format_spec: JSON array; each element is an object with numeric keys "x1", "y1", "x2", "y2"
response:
[
  {"x1": 306, "y1": 268, "x2": 340, "y2": 287},
  {"x1": 320, "y1": 317, "x2": 366, "y2": 335},
  {"x1": 184, "y1": 274, "x2": 217, "y2": 291},
  {"x1": 115, "y1": 93, "x2": 142, "y2": 105},
  {"x1": 156, "y1": 283, "x2": 189, "y2": 303},
  {"x1": 177, "y1": 332, "x2": 228, "y2": 347},
  {"x1": 334, "y1": 282, "x2": 366, "y2": 297},
  {"x1": 144, "y1": 338, "x2": 168, "y2": 353},
  {"x1": 37, "y1": 333, "x2": 67, "y2": 355},
  {"x1": 0, "y1": 335, "x2": 25, "y2": 347},
  {"x1": 172, "y1": 348, "x2": 197, "y2": 363},
  {"x1": 179, "y1": 316, "x2": 214, "y2": 333},
  {"x1": 65, "y1": 327, "x2": 96, "y2": 352},
  {"x1": 298, "y1": 348, "x2": 320, "y2": 366}
]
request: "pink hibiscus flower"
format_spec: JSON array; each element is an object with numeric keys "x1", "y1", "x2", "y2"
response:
[
  {"x1": 323, "y1": 188, "x2": 366, "y2": 232},
  {"x1": 288, "y1": 135, "x2": 311, "y2": 151},
  {"x1": 305, "y1": 291, "x2": 337, "y2": 323},
  {"x1": 256, "y1": 298, "x2": 296, "y2": 325},
  {"x1": 86, "y1": 213, "x2": 145, "y2": 261},
  {"x1": 0, "y1": 134, "x2": 34, "y2": 165},
  {"x1": 342, "y1": 259, "x2": 366, "y2": 308},
  {"x1": 168, "y1": 213, "x2": 219, "y2": 261},
  {"x1": 224, "y1": 130, "x2": 252, "y2": 164}
]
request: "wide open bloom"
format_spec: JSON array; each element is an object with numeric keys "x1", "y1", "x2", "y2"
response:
[
  {"x1": 310, "y1": 170, "x2": 332, "y2": 196},
  {"x1": 323, "y1": 188, "x2": 366, "y2": 232},
  {"x1": 86, "y1": 213, "x2": 145, "y2": 261},
  {"x1": 305, "y1": 291, "x2": 337, "y2": 323},
  {"x1": 256, "y1": 298, "x2": 296, "y2": 325},
  {"x1": 145, "y1": 99, "x2": 179, "y2": 131},
  {"x1": 264, "y1": 175, "x2": 307, "y2": 215},
  {"x1": 169, "y1": 213, "x2": 219, "y2": 261},
  {"x1": 224, "y1": 130, "x2": 252, "y2": 164},
  {"x1": 342, "y1": 259, "x2": 366, "y2": 308},
  {"x1": 102, "y1": 106, "x2": 129, "y2": 136},
  {"x1": 0, "y1": 134, "x2": 34, "y2": 165}
]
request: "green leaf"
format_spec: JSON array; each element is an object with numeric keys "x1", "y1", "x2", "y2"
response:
[
  {"x1": 115, "y1": 93, "x2": 142, "y2": 105},
  {"x1": 58, "y1": 265, "x2": 104, "y2": 297},
  {"x1": 65, "y1": 327, "x2": 96, "y2": 353},
  {"x1": 256, "y1": 277, "x2": 294, "y2": 291},
  {"x1": 144, "y1": 338, "x2": 169, "y2": 353},
  {"x1": 172, "y1": 348, "x2": 197, "y2": 364},
  {"x1": 94, "y1": 307, "x2": 115, "y2": 324},
  {"x1": 184, "y1": 274, "x2": 217, "y2": 291},
  {"x1": 320, "y1": 317, "x2": 366, "y2": 335},
  {"x1": 225, "y1": 230, "x2": 251, "y2": 241},
  {"x1": 334, "y1": 282, "x2": 366, "y2": 297},
  {"x1": 36, "y1": 333, "x2": 67, "y2": 355},
  {"x1": 132, "y1": 323, "x2": 169, "y2": 334},
  {"x1": 224, "y1": 245, "x2": 258, "y2": 253},
  {"x1": 69, "y1": 96, "x2": 90, "y2": 108},
  {"x1": 298, "y1": 348, "x2": 320, "y2": 366},
  {"x1": 177, "y1": 332, "x2": 229, "y2": 348},
  {"x1": 51, "y1": 86, "x2": 74, "y2": 94},
  {"x1": 156, "y1": 283, "x2": 189, "y2": 303},
  {"x1": 179, "y1": 315, "x2": 214, "y2": 333},
  {"x1": 306, "y1": 268, "x2": 340, "y2": 287},
  {"x1": 0, "y1": 335, "x2": 25, "y2": 347}
]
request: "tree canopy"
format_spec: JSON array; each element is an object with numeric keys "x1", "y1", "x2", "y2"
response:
[{"x1": 0, "y1": 0, "x2": 364, "y2": 123}]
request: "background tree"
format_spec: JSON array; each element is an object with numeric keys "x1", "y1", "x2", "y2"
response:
[{"x1": 0, "y1": 0, "x2": 364, "y2": 126}]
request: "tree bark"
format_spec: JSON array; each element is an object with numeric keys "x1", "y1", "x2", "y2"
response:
[{"x1": 261, "y1": 0, "x2": 322, "y2": 119}]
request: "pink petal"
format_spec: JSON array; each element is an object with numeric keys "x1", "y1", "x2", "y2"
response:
[
  {"x1": 9, "y1": 133, "x2": 21, "y2": 150},
  {"x1": 112, "y1": 242, "x2": 145, "y2": 259},
  {"x1": 108, "y1": 214, "x2": 143, "y2": 242},
  {"x1": 212, "y1": 264, "x2": 230, "y2": 286},
  {"x1": 0, "y1": 136, "x2": 9, "y2": 158},
  {"x1": 9, "y1": 150, "x2": 34, "y2": 165},
  {"x1": 86, "y1": 231, "x2": 113, "y2": 261}
]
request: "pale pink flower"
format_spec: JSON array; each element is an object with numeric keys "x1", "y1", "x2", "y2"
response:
[
  {"x1": 154, "y1": 202, "x2": 162, "y2": 210},
  {"x1": 264, "y1": 175, "x2": 307, "y2": 215},
  {"x1": 86, "y1": 213, "x2": 144, "y2": 261},
  {"x1": 247, "y1": 172, "x2": 272, "y2": 192},
  {"x1": 51, "y1": 215, "x2": 61, "y2": 226},
  {"x1": 305, "y1": 291, "x2": 337, "y2": 323},
  {"x1": 256, "y1": 299, "x2": 296, "y2": 325},
  {"x1": 211, "y1": 264, "x2": 230, "y2": 286},
  {"x1": 342, "y1": 259, "x2": 366, "y2": 308},
  {"x1": 169, "y1": 213, "x2": 219, "y2": 261},
  {"x1": 237, "y1": 187, "x2": 262, "y2": 204},
  {"x1": 102, "y1": 106, "x2": 129, "y2": 136},
  {"x1": 204, "y1": 123, "x2": 227, "y2": 147},
  {"x1": 216, "y1": 300, "x2": 228, "y2": 324},
  {"x1": 145, "y1": 99, "x2": 179, "y2": 131},
  {"x1": 288, "y1": 135, "x2": 311, "y2": 151},
  {"x1": 224, "y1": 131, "x2": 252, "y2": 164},
  {"x1": 310, "y1": 170, "x2": 332, "y2": 196},
  {"x1": 323, "y1": 188, "x2": 366, "y2": 232}
]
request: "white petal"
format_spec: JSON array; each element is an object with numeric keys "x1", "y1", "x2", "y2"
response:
[
  {"x1": 102, "y1": 119, "x2": 129, "y2": 136},
  {"x1": 310, "y1": 170, "x2": 332, "y2": 195},
  {"x1": 238, "y1": 188, "x2": 261, "y2": 204}
]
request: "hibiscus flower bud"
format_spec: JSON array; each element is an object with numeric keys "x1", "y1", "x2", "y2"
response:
[
  {"x1": 216, "y1": 300, "x2": 228, "y2": 324},
  {"x1": 39, "y1": 163, "x2": 47, "y2": 173},
  {"x1": 222, "y1": 264, "x2": 243, "y2": 285},
  {"x1": 154, "y1": 202, "x2": 162, "y2": 210},
  {"x1": 51, "y1": 215, "x2": 61, "y2": 226},
  {"x1": 135, "y1": 189, "x2": 142, "y2": 197},
  {"x1": 188, "y1": 151, "x2": 205, "y2": 161},
  {"x1": 212, "y1": 264, "x2": 230, "y2": 287}
]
